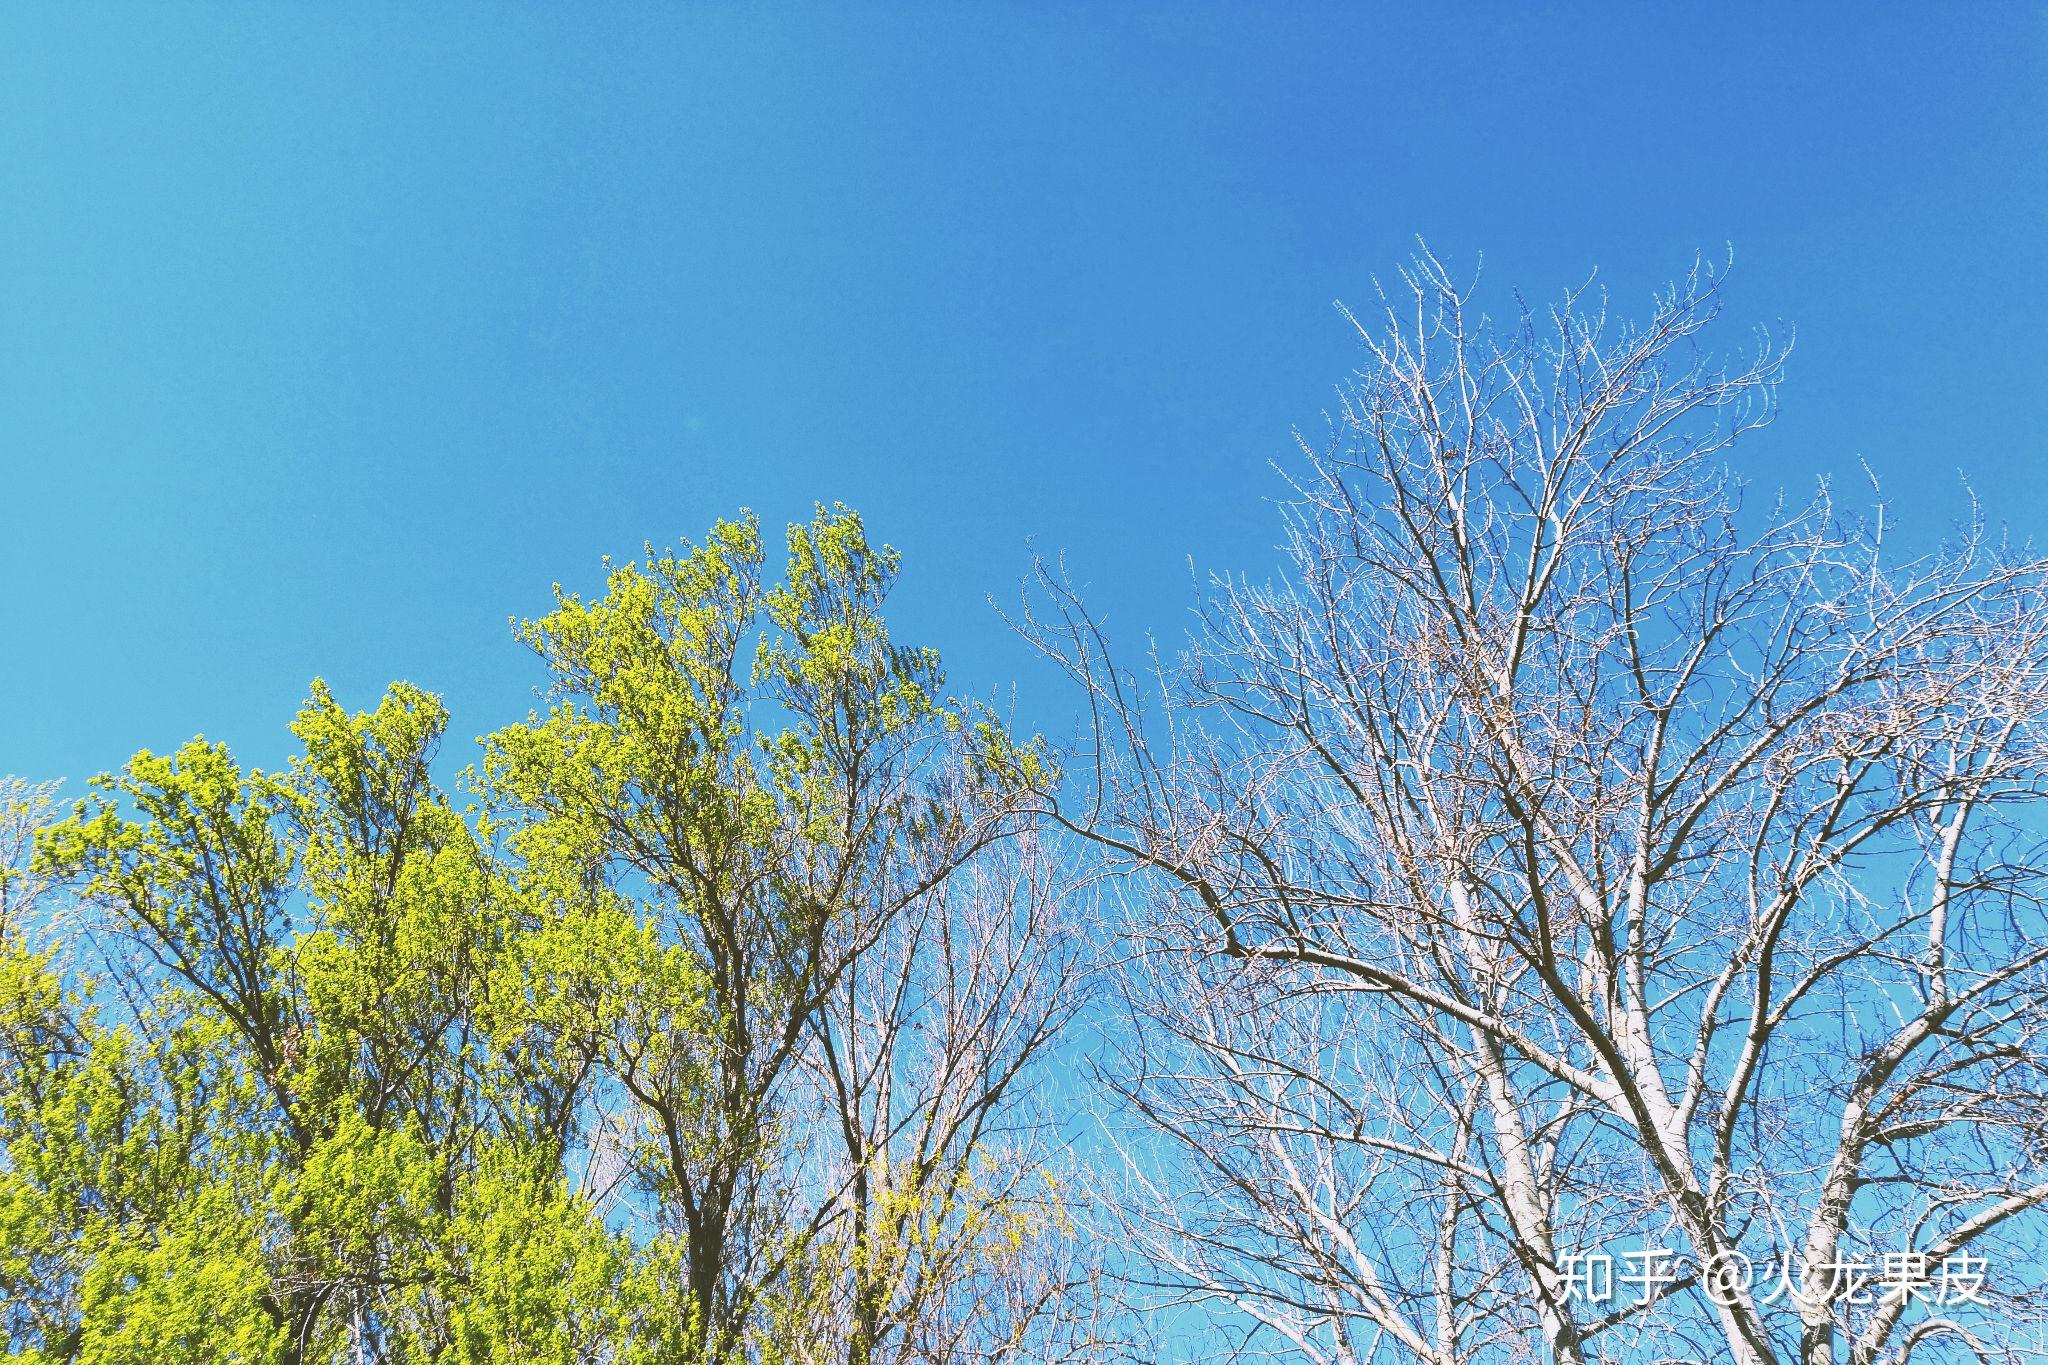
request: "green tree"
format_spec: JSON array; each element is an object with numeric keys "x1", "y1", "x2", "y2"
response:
[
  {"x1": 13, "y1": 687, "x2": 655, "y2": 1361},
  {"x1": 482, "y1": 505, "x2": 1075, "y2": 1363},
  {"x1": 3, "y1": 507, "x2": 1092, "y2": 1363}
]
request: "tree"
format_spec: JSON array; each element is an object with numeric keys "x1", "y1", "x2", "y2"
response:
[
  {"x1": 1012, "y1": 252, "x2": 2048, "y2": 1363},
  {"x1": 478, "y1": 504, "x2": 1094, "y2": 1362},
  {"x1": 13, "y1": 685, "x2": 664, "y2": 1362},
  {"x1": 0, "y1": 779, "x2": 59, "y2": 945},
  {"x1": 781, "y1": 827, "x2": 1100, "y2": 1365},
  {"x1": 7, "y1": 507, "x2": 1096, "y2": 1363}
]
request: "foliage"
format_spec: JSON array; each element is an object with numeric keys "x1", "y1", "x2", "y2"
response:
[{"x1": 1, "y1": 509, "x2": 1085, "y2": 1364}]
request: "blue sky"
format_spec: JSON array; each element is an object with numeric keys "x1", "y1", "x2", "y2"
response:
[{"x1": 3, "y1": 4, "x2": 2045, "y2": 787}]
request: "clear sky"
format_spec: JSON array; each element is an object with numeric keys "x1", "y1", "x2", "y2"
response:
[{"x1": 4, "y1": 5, "x2": 2045, "y2": 787}]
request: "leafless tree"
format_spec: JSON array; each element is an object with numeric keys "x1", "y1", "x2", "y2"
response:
[
  {"x1": 1012, "y1": 252, "x2": 2048, "y2": 1364},
  {"x1": 775, "y1": 824, "x2": 1107, "y2": 1365},
  {"x1": 0, "y1": 778, "x2": 59, "y2": 944}
]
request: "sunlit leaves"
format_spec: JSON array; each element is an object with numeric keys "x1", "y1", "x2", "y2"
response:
[{"x1": 1, "y1": 506, "x2": 1066, "y2": 1362}]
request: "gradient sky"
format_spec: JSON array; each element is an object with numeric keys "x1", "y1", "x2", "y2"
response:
[{"x1": 4, "y1": 4, "x2": 2046, "y2": 787}]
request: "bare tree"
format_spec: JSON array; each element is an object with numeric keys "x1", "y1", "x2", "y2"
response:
[
  {"x1": 773, "y1": 824, "x2": 1105, "y2": 1365},
  {"x1": 1013, "y1": 253, "x2": 2048, "y2": 1364},
  {"x1": 0, "y1": 778, "x2": 59, "y2": 944}
]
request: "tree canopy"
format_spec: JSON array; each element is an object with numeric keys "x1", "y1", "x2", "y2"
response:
[{"x1": 4, "y1": 507, "x2": 1088, "y2": 1364}]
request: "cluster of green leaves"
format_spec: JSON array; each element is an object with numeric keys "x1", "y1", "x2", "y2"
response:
[
  {"x1": 0, "y1": 508, "x2": 1071, "y2": 1364},
  {"x1": 2, "y1": 681, "x2": 673, "y2": 1363}
]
